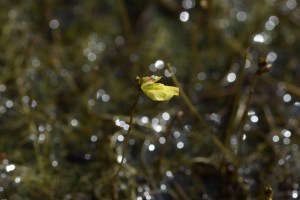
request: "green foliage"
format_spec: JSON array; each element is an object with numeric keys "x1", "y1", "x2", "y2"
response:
[{"x1": 0, "y1": 0, "x2": 300, "y2": 200}]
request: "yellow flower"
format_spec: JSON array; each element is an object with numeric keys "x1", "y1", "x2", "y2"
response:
[{"x1": 136, "y1": 75, "x2": 179, "y2": 101}]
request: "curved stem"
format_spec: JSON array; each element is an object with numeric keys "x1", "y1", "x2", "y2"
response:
[
  {"x1": 114, "y1": 86, "x2": 142, "y2": 177},
  {"x1": 166, "y1": 63, "x2": 235, "y2": 164},
  {"x1": 236, "y1": 73, "x2": 258, "y2": 158}
]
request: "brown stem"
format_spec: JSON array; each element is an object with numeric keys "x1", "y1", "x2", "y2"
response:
[{"x1": 114, "y1": 85, "x2": 142, "y2": 177}]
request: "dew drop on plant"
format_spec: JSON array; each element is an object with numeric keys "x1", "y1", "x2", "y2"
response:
[
  {"x1": 283, "y1": 94, "x2": 291, "y2": 102},
  {"x1": 15, "y1": 177, "x2": 21, "y2": 183},
  {"x1": 283, "y1": 138, "x2": 290, "y2": 145},
  {"x1": 236, "y1": 11, "x2": 247, "y2": 22},
  {"x1": 153, "y1": 124, "x2": 162, "y2": 132},
  {"x1": 197, "y1": 72, "x2": 206, "y2": 80},
  {"x1": 278, "y1": 159, "x2": 284, "y2": 165},
  {"x1": 253, "y1": 34, "x2": 264, "y2": 43},
  {"x1": 148, "y1": 144, "x2": 155, "y2": 151},
  {"x1": 250, "y1": 115, "x2": 259, "y2": 123},
  {"x1": 282, "y1": 129, "x2": 291, "y2": 138},
  {"x1": 272, "y1": 135, "x2": 279, "y2": 143},
  {"x1": 87, "y1": 52, "x2": 97, "y2": 61},
  {"x1": 6, "y1": 164, "x2": 15, "y2": 172},
  {"x1": 179, "y1": 11, "x2": 189, "y2": 22},
  {"x1": 52, "y1": 160, "x2": 58, "y2": 167},
  {"x1": 286, "y1": 0, "x2": 297, "y2": 9},
  {"x1": 154, "y1": 60, "x2": 164, "y2": 69},
  {"x1": 117, "y1": 135, "x2": 124, "y2": 142},
  {"x1": 160, "y1": 184, "x2": 167, "y2": 191},
  {"x1": 292, "y1": 190, "x2": 298, "y2": 199},
  {"x1": 70, "y1": 119, "x2": 79, "y2": 127},
  {"x1": 91, "y1": 135, "x2": 98, "y2": 142},
  {"x1": 0, "y1": 84, "x2": 6, "y2": 92},
  {"x1": 166, "y1": 170, "x2": 173, "y2": 178},
  {"x1": 102, "y1": 94, "x2": 110, "y2": 102},
  {"x1": 159, "y1": 137, "x2": 166, "y2": 144},
  {"x1": 31, "y1": 100, "x2": 37, "y2": 108},
  {"x1": 85, "y1": 154, "x2": 91, "y2": 160},
  {"x1": 173, "y1": 131, "x2": 181, "y2": 138},
  {"x1": 162, "y1": 112, "x2": 170, "y2": 121},
  {"x1": 177, "y1": 141, "x2": 184, "y2": 149},
  {"x1": 49, "y1": 19, "x2": 59, "y2": 29},
  {"x1": 140, "y1": 116, "x2": 149, "y2": 124},
  {"x1": 0, "y1": 106, "x2": 6, "y2": 114},
  {"x1": 5, "y1": 100, "x2": 13, "y2": 108},
  {"x1": 227, "y1": 72, "x2": 236, "y2": 83}
]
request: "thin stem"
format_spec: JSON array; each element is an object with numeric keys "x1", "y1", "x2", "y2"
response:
[
  {"x1": 114, "y1": 85, "x2": 142, "y2": 177},
  {"x1": 225, "y1": 48, "x2": 249, "y2": 147},
  {"x1": 166, "y1": 63, "x2": 235, "y2": 164},
  {"x1": 236, "y1": 73, "x2": 258, "y2": 157}
]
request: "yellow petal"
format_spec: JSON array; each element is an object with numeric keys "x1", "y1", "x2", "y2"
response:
[{"x1": 141, "y1": 82, "x2": 179, "y2": 101}]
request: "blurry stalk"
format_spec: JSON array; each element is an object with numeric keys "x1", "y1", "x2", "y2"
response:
[
  {"x1": 236, "y1": 72, "x2": 258, "y2": 157},
  {"x1": 118, "y1": 0, "x2": 134, "y2": 46},
  {"x1": 166, "y1": 63, "x2": 235, "y2": 164},
  {"x1": 225, "y1": 48, "x2": 249, "y2": 148},
  {"x1": 114, "y1": 84, "x2": 141, "y2": 177},
  {"x1": 157, "y1": 111, "x2": 182, "y2": 175}
]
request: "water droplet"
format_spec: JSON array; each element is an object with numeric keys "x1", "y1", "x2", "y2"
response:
[
  {"x1": 287, "y1": 0, "x2": 297, "y2": 9},
  {"x1": 141, "y1": 116, "x2": 149, "y2": 124},
  {"x1": 148, "y1": 144, "x2": 155, "y2": 151},
  {"x1": 267, "y1": 52, "x2": 277, "y2": 62},
  {"x1": 283, "y1": 94, "x2": 292, "y2": 102},
  {"x1": 166, "y1": 170, "x2": 174, "y2": 178},
  {"x1": 5, "y1": 100, "x2": 13, "y2": 108},
  {"x1": 160, "y1": 184, "x2": 167, "y2": 190},
  {"x1": 292, "y1": 190, "x2": 298, "y2": 198},
  {"x1": 155, "y1": 60, "x2": 164, "y2": 69},
  {"x1": 177, "y1": 142, "x2": 184, "y2": 149},
  {"x1": 282, "y1": 129, "x2": 291, "y2": 138},
  {"x1": 159, "y1": 137, "x2": 166, "y2": 144},
  {"x1": 182, "y1": 0, "x2": 195, "y2": 9},
  {"x1": 102, "y1": 94, "x2": 110, "y2": 102},
  {"x1": 153, "y1": 124, "x2": 162, "y2": 132},
  {"x1": 38, "y1": 134, "x2": 46, "y2": 143},
  {"x1": 197, "y1": 72, "x2": 206, "y2": 80},
  {"x1": 49, "y1": 19, "x2": 59, "y2": 29},
  {"x1": 272, "y1": 135, "x2": 280, "y2": 142},
  {"x1": 227, "y1": 72, "x2": 236, "y2": 83},
  {"x1": 15, "y1": 176, "x2": 21, "y2": 183},
  {"x1": 87, "y1": 52, "x2": 97, "y2": 61},
  {"x1": 52, "y1": 160, "x2": 58, "y2": 167},
  {"x1": 269, "y1": 16, "x2": 279, "y2": 25},
  {"x1": 253, "y1": 34, "x2": 265, "y2": 43},
  {"x1": 115, "y1": 35, "x2": 125, "y2": 46},
  {"x1": 85, "y1": 154, "x2": 91, "y2": 160},
  {"x1": 117, "y1": 135, "x2": 124, "y2": 142},
  {"x1": 179, "y1": 11, "x2": 189, "y2": 22},
  {"x1": 250, "y1": 115, "x2": 259, "y2": 123},
  {"x1": 162, "y1": 112, "x2": 170, "y2": 121},
  {"x1": 173, "y1": 131, "x2": 181, "y2": 138},
  {"x1": 6, "y1": 164, "x2": 15, "y2": 172},
  {"x1": 236, "y1": 11, "x2": 247, "y2": 22},
  {"x1": 265, "y1": 20, "x2": 276, "y2": 30},
  {"x1": 283, "y1": 138, "x2": 290, "y2": 145},
  {"x1": 91, "y1": 135, "x2": 98, "y2": 142},
  {"x1": 0, "y1": 84, "x2": 6, "y2": 92},
  {"x1": 70, "y1": 119, "x2": 79, "y2": 127},
  {"x1": 278, "y1": 159, "x2": 284, "y2": 165}
]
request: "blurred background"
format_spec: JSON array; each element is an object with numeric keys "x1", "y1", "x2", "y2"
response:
[{"x1": 0, "y1": 0, "x2": 300, "y2": 199}]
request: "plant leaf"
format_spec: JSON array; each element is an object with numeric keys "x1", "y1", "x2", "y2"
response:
[{"x1": 141, "y1": 82, "x2": 179, "y2": 101}]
